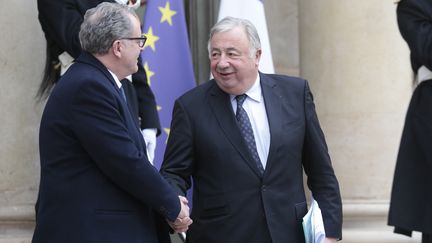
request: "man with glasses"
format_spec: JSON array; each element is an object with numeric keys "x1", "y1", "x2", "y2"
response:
[
  {"x1": 37, "y1": 0, "x2": 161, "y2": 164},
  {"x1": 32, "y1": 3, "x2": 192, "y2": 243}
]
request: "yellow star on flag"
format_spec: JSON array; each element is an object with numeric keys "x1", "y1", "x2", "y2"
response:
[
  {"x1": 143, "y1": 26, "x2": 159, "y2": 51},
  {"x1": 143, "y1": 62, "x2": 154, "y2": 86},
  {"x1": 163, "y1": 128, "x2": 171, "y2": 143},
  {"x1": 156, "y1": 105, "x2": 162, "y2": 111},
  {"x1": 159, "y1": 2, "x2": 177, "y2": 26}
]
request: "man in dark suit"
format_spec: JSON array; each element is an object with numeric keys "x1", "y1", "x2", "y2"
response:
[
  {"x1": 37, "y1": 0, "x2": 160, "y2": 163},
  {"x1": 160, "y1": 16, "x2": 342, "y2": 243},
  {"x1": 32, "y1": 3, "x2": 191, "y2": 243},
  {"x1": 388, "y1": 0, "x2": 432, "y2": 242}
]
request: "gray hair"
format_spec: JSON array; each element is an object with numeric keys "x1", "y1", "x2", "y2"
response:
[
  {"x1": 79, "y1": 2, "x2": 137, "y2": 55},
  {"x1": 208, "y1": 16, "x2": 261, "y2": 58}
]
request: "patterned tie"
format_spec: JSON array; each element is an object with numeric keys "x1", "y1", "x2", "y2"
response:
[{"x1": 235, "y1": 94, "x2": 265, "y2": 174}]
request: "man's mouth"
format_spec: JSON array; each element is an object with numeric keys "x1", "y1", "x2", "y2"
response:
[{"x1": 219, "y1": 71, "x2": 233, "y2": 77}]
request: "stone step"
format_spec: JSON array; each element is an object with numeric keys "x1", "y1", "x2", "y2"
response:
[
  {"x1": 0, "y1": 229, "x2": 422, "y2": 243},
  {"x1": 343, "y1": 229, "x2": 421, "y2": 243},
  {"x1": 0, "y1": 203, "x2": 424, "y2": 243}
]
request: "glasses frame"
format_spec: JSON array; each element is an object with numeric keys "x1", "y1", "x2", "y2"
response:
[{"x1": 119, "y1": 34, "x2": 147, "y2": 48}]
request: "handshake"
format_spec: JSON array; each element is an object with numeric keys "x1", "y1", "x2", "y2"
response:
[{"x1": 167, "y1": 196, "x2": 193, "y2": 233}]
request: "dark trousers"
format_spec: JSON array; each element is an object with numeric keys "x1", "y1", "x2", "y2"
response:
[{"x1": 423, "y1": 233, "x2": 432, "y2": 243}]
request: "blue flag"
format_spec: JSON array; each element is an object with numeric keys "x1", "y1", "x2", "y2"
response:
[{"x1": 141, "y1": 0, "x2": 196, "y2": 169}]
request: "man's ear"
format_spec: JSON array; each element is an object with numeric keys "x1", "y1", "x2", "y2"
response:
[
  {"x1": 112, "y1": 40, "x2": 122, "y2": 58},
  {"x1": 255, "y1": 48, "x2": 262, "y2": 67}
]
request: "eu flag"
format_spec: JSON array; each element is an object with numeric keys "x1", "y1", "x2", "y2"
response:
[{"x1": 141, "y1": 0, "x2": 196, "y2": 169}]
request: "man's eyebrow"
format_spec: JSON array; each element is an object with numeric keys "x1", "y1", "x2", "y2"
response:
[{"x1": 211, "y1": 47, "x2": 240, "y2": 52}]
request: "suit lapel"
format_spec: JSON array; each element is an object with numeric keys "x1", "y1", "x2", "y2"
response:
[
  {"x1": 208, "y1": 82, "x2": 264, "y2": 178},
  {"x1": 260, "y1": 74, "x2": 282, "y2": 176}
]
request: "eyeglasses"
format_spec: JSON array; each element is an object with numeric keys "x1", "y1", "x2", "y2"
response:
[{"x1": 120, "y1": 34, "x2": 147, "y2": 48}]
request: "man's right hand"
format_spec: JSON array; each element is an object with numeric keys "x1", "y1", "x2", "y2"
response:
[{"x1": 167, "y1": 196, "x2": 193, "y2": 233}]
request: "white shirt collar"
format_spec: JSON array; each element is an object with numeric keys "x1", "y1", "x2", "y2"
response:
[
  {"x1": 108, "y1": 69, "x2": 122, "y2": 89},
  {"x1": 114, "y1": 0, "x2": 128, "y2": 5},
  {"x1": 230, "y1": 74, "x2": 262, "y2": 103},
  {"x1": 246, "y1": 75, "x2": 262, "y2": 102}
]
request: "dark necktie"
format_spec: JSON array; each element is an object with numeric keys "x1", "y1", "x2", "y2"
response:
[
  {"x1": 119, "y1": 86, "x2": 127, "y2": 103},
  {"x1": 235, "y1": 94, "x2": 264, "y2": 174}
]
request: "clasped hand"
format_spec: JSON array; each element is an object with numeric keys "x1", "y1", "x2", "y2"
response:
[{"x1": 167, "y1": 196, "x2": 193, "y2": 233}]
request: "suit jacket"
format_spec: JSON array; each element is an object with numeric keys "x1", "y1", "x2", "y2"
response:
[
  {"x1": 32, "y1": 52, "x2": 179, "y2": 243},
  {"x1": 160, "y1": 73, "x2": 342, "y2": 243},
  {"x1": 388, "y1": 0, "x2": 432, "y2": 236},
  {"x1": 37, "y1": 0, "x2": 161, "y2": 132}
]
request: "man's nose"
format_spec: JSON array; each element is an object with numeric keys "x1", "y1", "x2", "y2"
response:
[{"x1": 217, "y1": 55, "x2": 230, "y2": 68}]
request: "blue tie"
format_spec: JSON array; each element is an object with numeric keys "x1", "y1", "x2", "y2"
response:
[
  {"x1": 119, "y1": 86, "x2": 127, "y2": 103},
  {"x1": 235, "y1": 94, "x2": 264, "y2": 174}
]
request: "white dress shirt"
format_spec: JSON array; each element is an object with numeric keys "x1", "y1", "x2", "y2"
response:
[
  {"x1": 108, "y1": 69, "x2": 122, "y2": 89},
  {"x1": 230, "y1": 76, "x2": 270, "y2": 169}
]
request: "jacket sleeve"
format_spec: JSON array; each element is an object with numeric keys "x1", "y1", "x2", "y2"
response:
[
  {"x1": 37, "y1": 0, "x2": 89, "y2": 58},
  {"x1": 71, "y1": 80, "x2": 180, "y2": 221},
  {"x1": 301, "y1": 81, "x2": 343, "y2": 239},
  {"x1": 132, "y1": 56, "x2": 161, "y2": 134},
  {"x1": 159, "y1": 99, "x2": 195, "y2": 196},
  {"x1": 397, "y1": 0, "x2": 432, "y2": 71}
]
